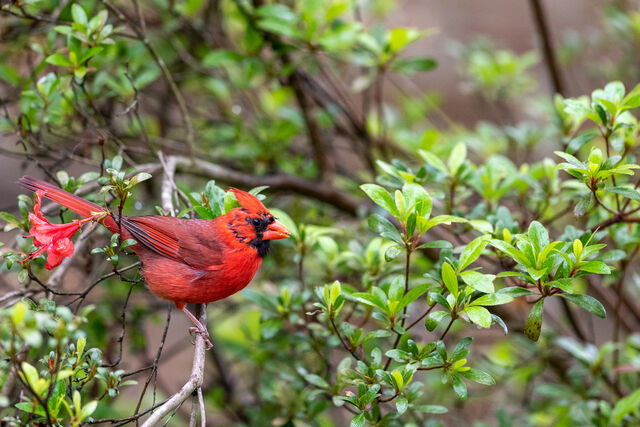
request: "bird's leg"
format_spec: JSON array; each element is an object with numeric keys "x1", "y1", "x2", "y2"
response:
[{"x1": 181, "y1": 306, "x2": 213, "y2": 350}]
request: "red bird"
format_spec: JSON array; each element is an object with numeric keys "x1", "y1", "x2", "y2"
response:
[{"x1": 18, "y1": 176, "x2": 290, "y2": 348}]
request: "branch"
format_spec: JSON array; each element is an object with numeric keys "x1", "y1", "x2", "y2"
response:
[
  {"x1": 168, "y1": 156, "x2": 361, "y2": 214},
  {"x1": 139, "y1": 153, "x2": 207, "y2": 426},
  {"x1": 158, "y1": 152, "x2": 177, "y2": 216},
  {"x1": 527, "y1": 0, "x2": 566, "y2": 96},
  {"x1": 141, "y1": 304, "x2": 207, "y2": 426},
  {"x1": 288, "y1": 70, "x2": 332, "y2": 180},
  {"x1": 590, "y1": 213, "x2": 640, "y2": 232}
]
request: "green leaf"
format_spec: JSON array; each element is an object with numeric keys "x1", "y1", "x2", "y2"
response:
[
  {"x1": 528, "y1": 221, "x2": 548, "y2": 254},
  {"x1": 418, "y1": 150, "x2": 448, "y2": 173},
  {"x1": 452, "y1": 375, "x2": 467, "y2": 400},
  {"x1": 391, "y1": 57, "x2": 437, "y2": 75},
  {"x1": 0, "y1": 65, "x2": 20, "y2": 85},
  {"x1": 270, "y1": 208, "x2": 298, "y2": 238},
  {"x1": 460, "y1": 368, "x2": 495, "y2": 385},
  {"x1": 15, "y1": 402, "x2": 44, "y2": 415},
  {"x1": 458, "y1": 237, "x2": 488, "y2": 271},
  {"x1": 605, "y1": 186, "x2": 640, "y2": 202},
  {"x1": 441, "y1": 262, "x2": 458, "y2": 297},
  {"x1": 387, "y1": 27, "x2": 422, "y2": 52},
  {"x1": 622, "y1": 83, "x2": 640, "y2": 109},
  {"x1": 566, "y1": 129, "x2": 598, "y2": 154},
  {"x1": 611, "y1": 388, "x2": 640, "y2": 424},
  {"x1": 548, "y1": 279, "x2": 572, "y2": 293},
  {"x1": 398, "y1": 284, "x2": 430, "y2": 312},
  {"x1": 574, "y1": 193, "x2": 594, "y2": 217},
  {"x1": 450, "y1": 337, "x2": 472, "y2": 361},
  {"x1": 524, "y1": 298, "x2": 544, "y2": 341},
  {"x1": 447, "y1": 143, "x2": 467, "y2": 175},
  {"x1": 351, "y1": 413, "x2": 365, "y2": 427},
  {"x1": 554, "y1": 151, "x2": 584, "y2": 167},
  {"x1": 257, "y1": 4, "x2": 297, "y2": 22},
  {"x1": 578, "y1": 260, "x2": 611, "y2": 275},
  {"x1": 46, "y1": 54, "x2": 72, "y2": 67},
  {"x1": 205, "y1": 180, "x2": 225, "y2": 217},
  {"x1": 415, "y1": 404, "x2": 448, "y2": 414},
  {"x1": 202, "y1": 49, "x2": 243, "y2": 67},
  {"x1": 465, "y1": 306, "x2": 492, "y2": 328},
  {"x1": 194, "y1": 206, "x2": 215, "y2": 220},
  {"x1": 79, "y1": 46, "x2": 104, "y2": 63},
  {"x1": 416, "y1": 240, "x2": 452, "y2": 249},
  {"x1": 353, "y1": 292, "x2": 387, "y2": 311},
  {"x1": 368, "y1": 214, "x2": 403, "y2": 244},
  {"x1": 496, "y1": 287, "x2": 533, "y2": 298},
  {"x1": 595, "y1": 103, "x2": 608, "y2": 124},
  {"x1": 402, "y1": 183, "x2": 432, "y2": 218},
  {"x1": 258, "y1": 18, "x2": 300, "y2": 38},
  {"x1": 469, "y1": 219, "x2": 493, "y2": 234},
  {"x1": 242, "y1": 289, "x2": 279, "y2": 312},
  {"x1": 305, "y1": 374, "x2": 329, "y2": 388},
  {"x1": 560, "y1": 294, "x2": 606, "y2": 318},
  {"x1": 563, "y1": 99, "x2": 591, "y2": 116},
  {"x1": 361, "y1": 184, "x2": 400, "y2": 218},
  {"x1": 489, "y1": 239, "x2": 531, "y2": 267},
  {"x1": 423, "y1": 215, "x2": 467, "y2": 232},
  {"x1": 0, "y1": 211, "x2": 20, "y2": 231},
  {"x1": 20, "y1": 362, "x2": 39, "y2": 392},
  {"x1": 329, "y1": 281, "x2": 341, "y2": 306},
  {"x1": 71, "y1": 4, "x2": 88, "y2": 25},
  {"x1": 425, "y1": 310, "x2": 449, "y2": 331},
  {"x1": 396, "y1": 396, "x2": 408, "y2": 414},
  {"x1": 129, "y1": 172, "x2": 152, "y2": 186},
  {"x1": 385, "y1": 349, "x2": 410, "y2": 362},
  {"x1": 471, "y1": 293, "x2": 513, "y2": 306},
  {"x1": 12, "y1": 301, "x2": 27, "y2": 325},
  {"x1": 80, "y1": 400, "x2": 98, "y2": 420},
  {"x1": 460, "y1": 271, "x2": 495, "y2": 293}
]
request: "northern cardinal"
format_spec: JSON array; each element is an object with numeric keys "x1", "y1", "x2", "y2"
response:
[{"x1": 18, "y1": 176, "x2": 290, "y2": 348}]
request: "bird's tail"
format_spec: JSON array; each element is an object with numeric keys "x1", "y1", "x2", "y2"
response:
[{"x1": 18, "y1": 175, "x2": 118, "y2": 232}]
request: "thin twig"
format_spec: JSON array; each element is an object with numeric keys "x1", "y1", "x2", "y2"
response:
[
  {"x1": 99, "y1": 0, "x2": 196, "y2": 154},
  {"x1": 134, "y1": 305, "x2": 172, "y2": 426}
]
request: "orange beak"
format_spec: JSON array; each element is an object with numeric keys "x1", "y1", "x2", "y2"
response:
[{"x1": 262, "y1": 219, "x2": 291, "y2": 240}]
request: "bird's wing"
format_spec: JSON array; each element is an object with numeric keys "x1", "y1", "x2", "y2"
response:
[{"x1": 121, "y1": 216, "x2": 225, "y2": 269}]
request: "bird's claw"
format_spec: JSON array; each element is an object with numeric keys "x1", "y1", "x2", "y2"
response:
[{"x1": 187, "y1": 326, "x2": 213, "y2": 350}]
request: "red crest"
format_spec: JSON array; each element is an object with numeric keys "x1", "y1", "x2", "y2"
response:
[{"x1": 229, "y1": 188, "x2": 268, "y2": 213}]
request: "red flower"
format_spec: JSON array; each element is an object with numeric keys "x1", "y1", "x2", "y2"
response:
[{"x1": 19, "y1": 190, "x2": 98, "y2": 270}]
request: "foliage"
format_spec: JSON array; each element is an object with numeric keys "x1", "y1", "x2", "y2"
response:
[{"x1": 0, "y1": 0, "x2": 639, "y2": 426}]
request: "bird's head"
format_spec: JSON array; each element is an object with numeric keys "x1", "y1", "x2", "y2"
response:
[{"x1": 225, "y1": 188, "x2": 290, "y2": 256}]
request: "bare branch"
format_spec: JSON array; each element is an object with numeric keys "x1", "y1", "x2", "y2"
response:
[
  {"x1": 158, "y1": 152, "x2": 177, "y2": 216},
  {"x1": 141, "y1": 304, "x2": 207, "y2": 427},
  {"x1": 138, "y1": 150, "x2": 208, "y2": 426},
  {"x1": 169, "y1": 156, "x2": 362, "y2": 214}
]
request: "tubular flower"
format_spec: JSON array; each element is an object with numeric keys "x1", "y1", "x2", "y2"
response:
[{"x1": 19, "y1": 190, "x2": 103, "y2": 270}]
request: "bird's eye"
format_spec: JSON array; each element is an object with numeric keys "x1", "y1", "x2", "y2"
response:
[{"x1": 252, "y1": 217, "x2": 261, "y2": 225}]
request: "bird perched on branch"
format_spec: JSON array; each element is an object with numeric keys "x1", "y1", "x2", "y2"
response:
[{"x1": 18, "y1": 175, "x2": 290, "y2": 349}]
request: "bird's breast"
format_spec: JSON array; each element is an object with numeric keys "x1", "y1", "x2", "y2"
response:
[{"x1": 141, "y1": 245, "x2": 263, "y2": 305}]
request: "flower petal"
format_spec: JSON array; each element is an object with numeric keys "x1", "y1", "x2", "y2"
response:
[
  {"x1": 53, "y1": 237, "x2": 75, "y2": 257},
  {"x1": 45, "y1": 250, "x2": 64, "y2": 270},
  {"x1": 33, "y1": 190, "x2": 47, "y2": 221}
]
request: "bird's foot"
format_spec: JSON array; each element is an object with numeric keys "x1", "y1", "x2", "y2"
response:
[
  {"x1": 182, "y1": 306, "x2": 213, "y2": 350},
  {"x1": 188, "y1": 326, "x2": 213, "y2": 350}
]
